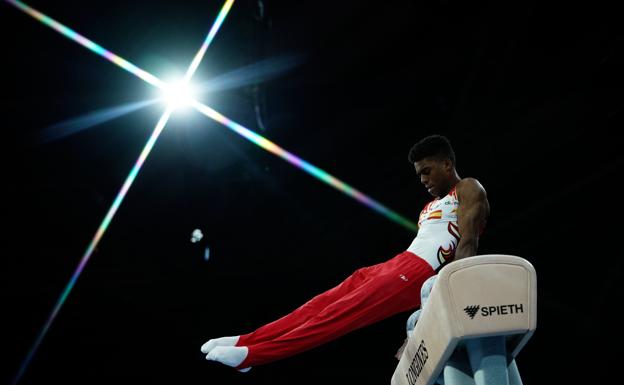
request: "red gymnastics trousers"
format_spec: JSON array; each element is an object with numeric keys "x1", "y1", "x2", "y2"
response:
[{"x1": 235, "y1": 250, "x2": 435, "y2": 369}]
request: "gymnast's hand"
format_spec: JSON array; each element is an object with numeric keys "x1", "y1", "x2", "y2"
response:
[{"x1": 395, "y1": 337, "x2": 409, "y2": 360}]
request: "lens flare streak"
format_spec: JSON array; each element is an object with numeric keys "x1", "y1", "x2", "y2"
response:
[
  {"x1": 184, "y1": 0, "x2": 235, "y2": 82},
  {"x1": 6, "y1": 0, "x2": 165, "y2": 89},
  {"x1": 190, "y1": 100, "x2": 419, "y2": 232},
  {"x1": 10, "y1": 107, "x2": 174, "y2": 385},
  {"x1": 197, "y1": 54, "x2": 305, "y2": 94},
  {"x1": 37, "y1": 99, "x2": 158, "y2": 143}
]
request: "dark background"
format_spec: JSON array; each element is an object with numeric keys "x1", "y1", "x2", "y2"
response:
[{"x1": 1, "y1": 1, "x2": 622, "y2": 384}]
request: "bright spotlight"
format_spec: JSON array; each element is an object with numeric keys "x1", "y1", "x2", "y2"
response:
[{"x1": 162, "y1": 79, "x2": 197, "y2": 111}]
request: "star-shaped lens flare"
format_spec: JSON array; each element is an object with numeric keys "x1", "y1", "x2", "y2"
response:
[
  {"x1": 6, "y1": 1, "x2": 418, "y2": 384},
  {"x1": 162, "y1": 79, "x2": 198, "y2": 111}
]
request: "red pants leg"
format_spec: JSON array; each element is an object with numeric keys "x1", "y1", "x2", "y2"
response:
[
  {"x1": 237, "y1": 251, "x2": 434, "y2": 368},
  {"x1": 237, "y1": 262, "x2": 378, "y2": 346}
]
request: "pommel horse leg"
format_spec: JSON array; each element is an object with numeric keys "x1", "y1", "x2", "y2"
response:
[
  {"x1": 466, "y1": 336, "x2": 509, "y2": 385},
  {"x1": 392, "y1": 255, "x2": 536, "y2": 385},
  {"x1": 442, "y1": 336, "x2": 523, "y2": 385}
]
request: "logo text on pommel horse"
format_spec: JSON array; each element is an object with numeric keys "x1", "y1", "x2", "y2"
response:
[
  {"x1": 463, "y1": 304, "x2": 524, "y2": 319},
  {"x1": 405, "y1": 339, "x2": 429, "y2": 385}
]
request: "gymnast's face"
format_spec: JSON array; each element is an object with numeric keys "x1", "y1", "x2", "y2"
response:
[{"x1": 414, "y1": 157, "x2": 453, "y2": 198}]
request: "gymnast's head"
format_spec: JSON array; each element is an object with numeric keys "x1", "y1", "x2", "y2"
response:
[{"x1": 408, "y1": 135, "x2": 460, "y2": 198}]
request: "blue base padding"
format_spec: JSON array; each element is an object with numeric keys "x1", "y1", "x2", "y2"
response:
[{"x1": 440, "y1": 337, "x2": 523, "y2": 385}]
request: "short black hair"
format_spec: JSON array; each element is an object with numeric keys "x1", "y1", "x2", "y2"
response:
[{"x1": 407, "y1": 135, "x2": 456, "y2": 165}]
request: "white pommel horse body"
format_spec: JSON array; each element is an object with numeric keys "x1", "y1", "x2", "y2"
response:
[{"x1": 392, "y1": 255, "x2": 537, "y2": 385}]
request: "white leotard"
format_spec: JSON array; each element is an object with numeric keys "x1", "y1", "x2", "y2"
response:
[{"x1": 407, "y1": 186, "x2": 461, "y2": 271}]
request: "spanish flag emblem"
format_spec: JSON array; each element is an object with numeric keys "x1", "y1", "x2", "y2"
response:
[{"x1": 427, "y1": 210, "x2": 442, "y2": 220}]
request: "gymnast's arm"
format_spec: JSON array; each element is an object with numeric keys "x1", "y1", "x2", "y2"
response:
[{"x1": 455, "y1": 178, "x2": 490, "y2": 260}]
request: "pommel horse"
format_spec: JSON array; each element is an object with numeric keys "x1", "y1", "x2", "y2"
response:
[{"x1": 392, "y1": 255, "x2": 536, "y2": 385}]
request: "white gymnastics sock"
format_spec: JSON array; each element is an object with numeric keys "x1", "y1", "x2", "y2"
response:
[
  {"x1": 206, "y1": 346, "x2": 249, "y2": 368},
  {"x1": 200, "y1": 336, "x2": 240, "y2": 354}
]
